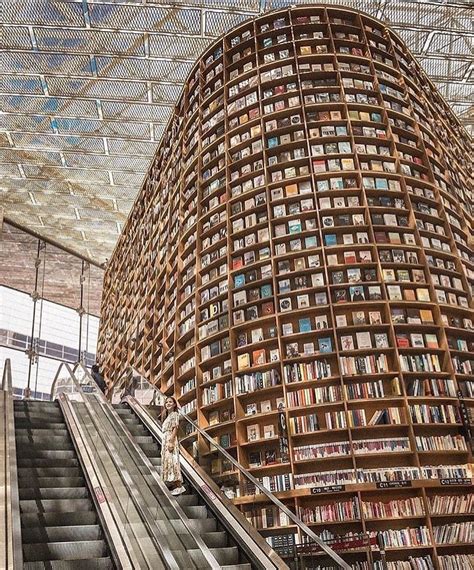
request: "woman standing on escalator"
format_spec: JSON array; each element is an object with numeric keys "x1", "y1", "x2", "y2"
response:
[{"x1": 161, "y1": 396, "x2": 186, "y2": 496}]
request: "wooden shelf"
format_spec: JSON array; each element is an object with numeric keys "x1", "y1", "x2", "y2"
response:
[{"x1": 98, "y1": 5, "x2": 473, "y2": 567}]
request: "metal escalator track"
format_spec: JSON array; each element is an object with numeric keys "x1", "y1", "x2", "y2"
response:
[{"x1": 14, "y1": 399, "x2": 114, "y2": 569}]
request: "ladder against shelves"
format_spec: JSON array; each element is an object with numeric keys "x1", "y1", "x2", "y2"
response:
[{"x1": 97, "y1": 5, "x2": 473, "y2": 568}]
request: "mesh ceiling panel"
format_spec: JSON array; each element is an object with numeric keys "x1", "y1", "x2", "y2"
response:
[{"x1": 1, "y1": 0, "x2": 472, "y2": 264}]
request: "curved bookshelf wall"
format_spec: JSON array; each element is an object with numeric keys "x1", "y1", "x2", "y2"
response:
[{"x1": 98, "y1": 5, "x2": 473, "y2": 568}]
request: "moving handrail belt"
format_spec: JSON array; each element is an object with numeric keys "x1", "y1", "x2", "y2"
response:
[{"x1": 114, "y1": 365, "x2": 351, "y2": 570}]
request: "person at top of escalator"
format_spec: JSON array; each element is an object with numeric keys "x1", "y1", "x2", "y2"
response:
[
  {"x1": 91, "y1": 364, "x2": 107, "y2": 394},
  {"x1": 161, "y1": 396, "x2": 186, "y2": 496}
]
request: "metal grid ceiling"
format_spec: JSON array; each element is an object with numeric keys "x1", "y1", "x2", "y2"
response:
[{"x1": 1, "y1": 0, "x2": 473, "y2": 265}]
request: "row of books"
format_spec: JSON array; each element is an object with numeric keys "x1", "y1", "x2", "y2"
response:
[
  {"x1": 438, "y1": 554, "x2": 474, "y2": 569},
  {"x1": 399, "y1": 354, "x2": 442, "y2": 373},
  {"x1": 344, "y1": 378, "x2": 395, "y2": 400},
  {"x1": 235, "y1": 369, "x2": 281, "y2": 394},
  {"x1": 375, "y1": 557, "x2": 434, "y2": 570},
  {"x1": 286, "y1": 385, "x2": 342, "y2": 407},
  {"x1": 452, "y1": 356, "x2": 473, "y2": 375},
  {"x1": 237, "y1": 348, "x2": 279, "y2": 369},
  {"x1": 407, "y1": 378, "x2": 456, "y2": 398},
  {"x1": 247, "y1": 448, "x2": 279, "y2": 467},
  {"x1": 433, "y1": 522, "x2": 472, "y2": 545},
  {"x1": 391, "y1": 307, "x2": 434, "y2": 324},
  {"x1": 299, "y1": 497, "x2": 360, "y2": 523},
  {"x1": 333, "y1": 283, "x2": 383, "y2": 302},
  {"x1": 248, "y1": 473, "x2": 293, "y2": 494},
  {"x1": 372, "y1": 526, "x2": 430, "y2": 547},
  {"x1": 294, "y1": 465, "x2": 472, "y2": 488},
  {"x1": 292, "y1": 437, "x2": 412, "y2": 460},
  {"x1": 284, "y1": 360, "x2": 332, "y2": 383},
  {"x1": 415, "y1": 435, "x2": 468, "y2": 452},
  {"x1": 339, "y1": 332, "x2": 389, "y2": 351},
  {"x1": 293, "y1": 441, "x2": 350, "y2": 461},
  {"x1": 339, "y1": 353, "x2": 389, "y2": 376},
  {"x1": 289, "y1": 413, "x2": 318, "y2": 435},
  {"x1": 202, "y1": 381, "x2": 232, "y2": 406},
  {"x1": 410, "y1": 404, "x2": 460, "y2": 425},
  {"x1": 348, "y1": 407, "x2": 403, "y2": 427},
  {"x1": 429, "y1": 494, "x2": 472, "y2": 515},
  {"x1": 244, "y1": 506, "x2": 290, "y2": 530},
  {"x1": 362, "y1": 497, "x2": 424, "y2": 519},
  {"x1": 284, "y1": 337, "x2": 333, "y2": 357}
]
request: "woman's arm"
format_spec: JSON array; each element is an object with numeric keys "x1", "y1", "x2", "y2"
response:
[{"x1": 168, "y1": 425, "x2": 178, "y2": 451}]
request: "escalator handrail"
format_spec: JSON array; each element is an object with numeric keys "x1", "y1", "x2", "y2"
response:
[
  {"x1": 72, "y1": 362, "x2": 226, "y2": 570},
  {"x1": 1, "y1": 358, "x2": 23, "y2": 569},
  {"x1": 51, "y1": 362, "x2": 170, "y2": 569},
  {"x1": 125, "y1": 395, "x2": 288, "y2": 570},
  {"x1": 120, "y1": 366, "x2": 351, "y2": 570}
]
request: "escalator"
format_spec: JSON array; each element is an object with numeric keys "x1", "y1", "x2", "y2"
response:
[
  {"x1": 14, "y1": 399, "x2": 113, "y2": 569},
  {"x1": 2, "y1": 359, "x2": 350, "y2": 570},
  {"x1": 114, "y1": 403, "x2": 252, "y2": 569},
  {"x1": 110, "y1": 368, "x2": 350, "y2": 570}
]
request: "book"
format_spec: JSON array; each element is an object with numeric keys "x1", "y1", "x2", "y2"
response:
[
  {"x1": 264, "y1": 425, "x2": 275, "y2": 438},
  {"x1": 247, "y1": 424, "x2": 260, "y2": 441},
  {"x1": 299, "y1": 318, "x2": 311, "y2": 333},
  {"x1": 318, "y1": 337, "x2": 333, "y2": 353},
  {"x1": 356, "y1": 332, "x2": 372, "y2": 349},
  {"x1": 252, "y1": 349, "x2": 266, "y2": 366},
  {"x1": 341, "y1": 335, "x2": 355, "y2": 351},
  {"x1": 246, "y1": 403, "x2": 257, "y2": 415},
  {"x1": 248, "y1": 451, "x2": 262, "y2": 467}
]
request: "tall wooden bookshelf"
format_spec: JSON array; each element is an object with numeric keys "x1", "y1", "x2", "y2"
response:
[{"x1": 98, "y1": 6, "x2": 473, "y2": 568}]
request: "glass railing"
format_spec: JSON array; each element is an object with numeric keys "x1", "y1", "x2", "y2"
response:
[{"x1": 111, "y1": 367, "x2": 352, "y2": 570}]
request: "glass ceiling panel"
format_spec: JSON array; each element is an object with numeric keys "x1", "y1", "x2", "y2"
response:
[{"x1": 1, "y1": 0, "x2": 472, "y2": 264}]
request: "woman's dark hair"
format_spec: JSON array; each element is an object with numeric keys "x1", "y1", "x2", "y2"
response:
[{"x1": 161, "y1": 396, "x2": 179, "y2": 422}]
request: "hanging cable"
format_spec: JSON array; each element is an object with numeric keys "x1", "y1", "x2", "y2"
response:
[{"x1": 33, "y1": 241, "x2": 47, "y2": 399}]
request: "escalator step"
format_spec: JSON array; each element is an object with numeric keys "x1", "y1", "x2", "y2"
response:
[
  {"x1": 134, "y1": 436, "x2": 154, "y2": 444},
  {"x1": 138, "y1": 443, "x2": 160, "y2": 455},
  {"x1": 16, "y1": 450, "x2": 77, "y2": 460},
  {"x1": 20, "y1": 498, "x2": 93, "y2": 513},
  {"x1": 18, "y1": 477, "x2": 85, "y2": 489},
  {"x1": 21, "y1": 524, "x2": 103, "y2": 543},
  {"x1": 16, "y1": 429, "x2": 69, "y2": 437},
  {"x1": 22, "y1": 540, "x2": 108, "y2": 561},
  {"x1": 124, "y1": 425, "x2": 148, "y2": 436},
  {"x1": 170, "y1": 517, "x2": 217, "y2": 534},
  {"x1": 183, "y1": 505, "x2": 209, "y2": 519},
  {"x1": 14, "y1": 422, "x2": 67, "y2": 430},
  {"x1": 202, "y1": 531, "x2": 228, "y2": 548},
  {"x1": 21, "y1": 511, "x2": 98, "y2": 528},
  {"x1": 18, "y1": 468, "x2": 82, "y2": 478},
  {"x1": 174, "y1": 493, "x2": 199, "y2": 507},
  {"x1": 17, "y1": 458, "x2": 79, "y2": 469},
  {"x1": 19, "y1": 487, "x2": 90, "y2": 500},
  {"x1": 23, "y1": 557, "x2": 113, "y2": 569},
  {"x1": 210, "y1": 546, "x2": 239, "y2": 566},
  {"x1": 16, "y1": 438, "x2": 74, "y2": 451}
]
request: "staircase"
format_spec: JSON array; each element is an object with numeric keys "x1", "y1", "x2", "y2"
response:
[
  {"x1": 14, "y1": 399, "x2": 114, "y2": 569},
  {"x1": 114, "y1": 403, "x2": 252, "y2": 570}
]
